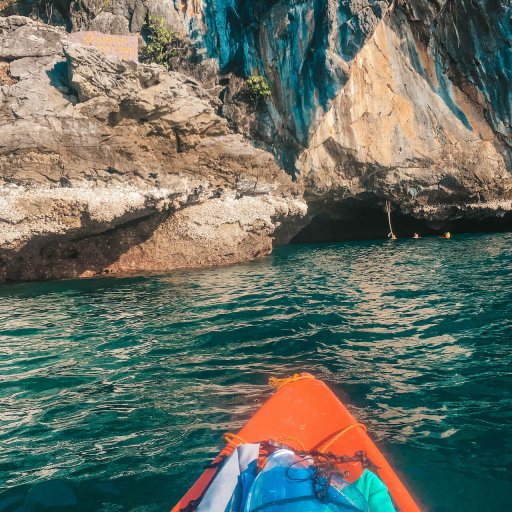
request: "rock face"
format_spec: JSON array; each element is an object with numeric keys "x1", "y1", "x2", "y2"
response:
[
  {"x1": 1, "y1": 0, "x2": 512, "y2": 281},
  {"x1": 64, "y1": 0, "x2": 511, "y2": 227},
  {"x1": 297, "y1": 10, "x2": 511, "y2": 221},
  {"x1": 0, "y1": 16, "x2": 307, "y2": 282},
  {"x1": 397, "y1": 0, "x2": 512, "y2": 142},
  {"x1": 194, "y1": 0, "x2": 512, "y2": 224}
]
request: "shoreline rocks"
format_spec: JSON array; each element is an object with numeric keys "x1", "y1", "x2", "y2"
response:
[
  {"x1": 1, "y1": 3, "x2": 512, "y2": 283},
  {"x1": 0, "y1": 16, "x2": 307, "y2": 282}
]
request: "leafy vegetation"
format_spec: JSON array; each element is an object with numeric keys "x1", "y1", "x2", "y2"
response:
[
  {"x1": 140, "y1": 16, "x2": 187, "y2": 71},
  {"x1": 245, "y1": 75, "x2": 272, "y2": 100}
]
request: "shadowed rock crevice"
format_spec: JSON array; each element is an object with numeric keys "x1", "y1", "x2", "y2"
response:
[
  {"x1": 291, "y1": 197, "x2": 512, "y2": 244},
  {"x1": 0, "y1": 210, "x2": 168, "y2": 282}
]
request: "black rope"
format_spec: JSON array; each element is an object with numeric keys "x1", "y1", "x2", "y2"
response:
[
  {"x1": 260, "y1": 440, "x2": 379, "y2": 473},
  {"x1": 277, "y1": 452, "x2": 371, "y2": 512},
  {"x1": 293, "y1": 449, "x2": 380, "y2": 474}
]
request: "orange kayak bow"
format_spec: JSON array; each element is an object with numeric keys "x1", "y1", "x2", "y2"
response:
[{"x1": 172, "y1": 373, "x2": 421, "y2": 512}]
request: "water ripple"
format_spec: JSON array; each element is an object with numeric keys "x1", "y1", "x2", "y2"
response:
[{"x1": 0, "y1": 233, "x2": 511, "y2": 511}]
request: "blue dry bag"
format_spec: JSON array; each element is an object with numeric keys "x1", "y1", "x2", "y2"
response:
[{"x1": 243, "y1": 449, "x2": 369, "y2": 512}]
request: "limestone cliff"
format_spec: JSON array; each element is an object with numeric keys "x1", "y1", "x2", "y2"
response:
[
  {"x1": 0, "y1": 17, "x2": 306, "y2": 282},
  {"x1": 196, "y1": 0, "x2": 512, "y2": 225},
  {"x1": 48, "y1": 0, "x2": 511, "y2": 227},
  {"x1": 1, "y1": 0, "x2": 512, "y2": 281},
  {"x1": 297, "y1": 9, "x2": 511, "y2": 222}
]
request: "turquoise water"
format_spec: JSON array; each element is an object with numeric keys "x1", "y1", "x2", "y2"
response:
[{"x1": 0, "y1": 233, "x2": 511, "y2": 512}]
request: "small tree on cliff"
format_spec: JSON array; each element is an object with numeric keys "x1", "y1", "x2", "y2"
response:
[
  {"x1": 140, "y1": 16, "x2": 187, "y2": 71},
  {"x1": 245, "y1": 75, "x2": 272, "y2": 103},
  {"x1": 245, "y1": 75, "x2": 272, "y2": 100}
]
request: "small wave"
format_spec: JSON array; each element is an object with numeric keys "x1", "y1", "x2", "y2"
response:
[{"x1": 0, "y1": 232, "x2": 511, "y2": 511}]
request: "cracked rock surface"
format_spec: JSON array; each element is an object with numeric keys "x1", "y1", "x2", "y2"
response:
[
  {"x1": 0, "y1": 16, "x2": 307, "y2": 282},
  {"x1": 22, "y1": 1, "x2": 511, "y2": 224},
  {"x1": 99, "y1": 0, "x2": 511, "y2": 224}
]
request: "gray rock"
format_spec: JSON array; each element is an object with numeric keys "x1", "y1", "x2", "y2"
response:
[
  {"x1": 0, "y1": 16, "x2": 307, "y2": 282},
  {"x1": 296, "y1": 9, "x2": 512, "y2": 221},
  {"x1": 0, "y1": 16, "x2": 67, "y2": 58},
  {"x1": 397, "y1": 0, "x2": 512, "y2": 140},
  {"x1": 122, "y1": 0, "x2": 510, "y2": 225}
]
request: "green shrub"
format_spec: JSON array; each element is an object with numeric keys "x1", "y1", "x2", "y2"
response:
[
  {"x1": 245, "y1": 75, "x2": 272, "y2": 100},
  {"x1": 140, "y1": 16, "x2": 186, "y2": 70}
]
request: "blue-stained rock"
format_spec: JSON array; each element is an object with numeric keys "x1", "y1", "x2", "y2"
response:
[
  {"x1": 59, "y1": 0, "x2": 511, "y2": 156},
  {"x1": 405, "y1": 0, "x2": 512, "y2": 139},
  {"x1": 201, "y1": 0, "x2": 390, "y2": 144}
]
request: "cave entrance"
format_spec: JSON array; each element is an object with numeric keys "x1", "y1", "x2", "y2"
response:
[{"x1": 290, "y1": 197, "x2": 512, "y2": 244}]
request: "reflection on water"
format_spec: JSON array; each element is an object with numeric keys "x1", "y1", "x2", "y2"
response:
[{"x1": 0, "y1": 233, "x2": 511, "y2": 511}]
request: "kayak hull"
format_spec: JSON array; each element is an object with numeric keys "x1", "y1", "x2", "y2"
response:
[{"x1": 172, "y1": 375, "x2": 421, "y2": 512}]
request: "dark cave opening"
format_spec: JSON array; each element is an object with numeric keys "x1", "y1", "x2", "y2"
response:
[{"x1": 290, "y1": 198, "x2": 512, "y2": 244}]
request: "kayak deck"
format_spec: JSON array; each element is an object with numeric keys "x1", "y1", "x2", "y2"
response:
[{"x1": 172, "y1": 374, "x2": 420, "y2": 512}]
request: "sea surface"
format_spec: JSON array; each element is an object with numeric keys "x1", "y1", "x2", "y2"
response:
[{"x1": 0, "y1": 233, "x2": 511, "y2": 512}]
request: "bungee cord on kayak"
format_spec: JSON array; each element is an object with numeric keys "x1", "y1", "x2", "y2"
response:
[
  {"x1": 224, "y1": 432, "x2": 306, "y2": 452},
  {"x1": 319, "y1": 423, "x2": 368, "y2": 453},
  {"x1": 269, "y1": 372, "x2": 315, "y2": 389}
]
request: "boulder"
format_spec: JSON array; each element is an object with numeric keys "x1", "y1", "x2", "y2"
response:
[{"x1": 0, "y1": 16, "x2": 307, "y2": 282}]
